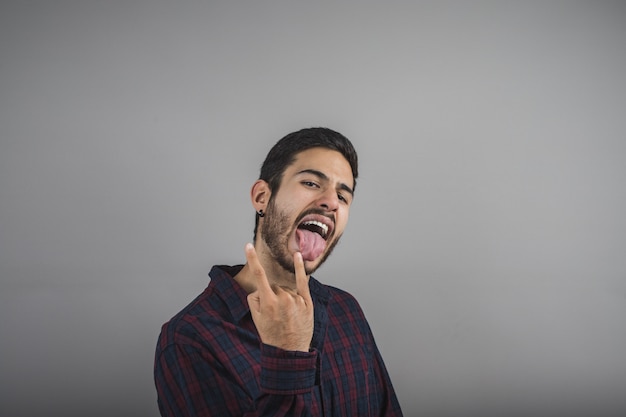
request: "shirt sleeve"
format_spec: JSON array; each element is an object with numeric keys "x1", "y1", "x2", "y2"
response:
[
  {"x1": 370, "y1": 341, "x2": 404, "y2": 416},
  {"x1": 154, "y1": 342, "x2": 320, "y2": 417}
]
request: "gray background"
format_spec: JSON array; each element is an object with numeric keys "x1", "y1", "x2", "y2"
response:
[{"x1": 1, "y1": 1, "x2": 625, "y2": 416}]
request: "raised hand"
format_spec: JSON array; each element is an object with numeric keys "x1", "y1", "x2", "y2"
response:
[{"x1": 245, "y1": 243, "x2": 314, "y2": 352}]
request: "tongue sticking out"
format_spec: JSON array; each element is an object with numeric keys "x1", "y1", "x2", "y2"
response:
[{"x1": 296, "y1": 229, "x2": 327, "y2": 261}]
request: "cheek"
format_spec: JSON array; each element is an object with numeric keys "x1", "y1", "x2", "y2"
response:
[
  {"x1": 272, "y1": 191, "x2": 295, "y2": 211},
  {"x1": 277, "y1": 191, "x2": 309, "y2": 216},
  {"x1": 334, "y1": 211, "x2": 350, "y2": 235}
]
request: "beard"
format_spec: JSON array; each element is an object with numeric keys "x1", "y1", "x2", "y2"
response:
[{"x1": 261, "y1": 198, "x2": 341, "y2": 275}]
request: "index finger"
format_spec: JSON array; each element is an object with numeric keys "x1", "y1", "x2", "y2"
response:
[
  {"x1": 293, "y1": 251, "x2": 312, "y2": 301},
  {"x1": 245, "y1": 243, "x2": 273, "y2": 295}
]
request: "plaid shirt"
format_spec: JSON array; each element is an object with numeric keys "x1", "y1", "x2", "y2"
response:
[{"x1": 154, "y1": 265, "x2": 403, "y2": 416}]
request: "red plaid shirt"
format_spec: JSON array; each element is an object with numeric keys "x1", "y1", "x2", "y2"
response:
[{"x1": 154, "y1": 265, "x2": 403, "y2": 416}]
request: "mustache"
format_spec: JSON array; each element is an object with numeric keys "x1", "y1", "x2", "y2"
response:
[{"x1": 295, "y1": 208, "x2": 335, "y2": 225}]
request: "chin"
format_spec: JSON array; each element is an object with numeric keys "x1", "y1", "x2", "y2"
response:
[
  {"x1": 303, "y1": 259, "x2": 320, "y2": 275},
  {"x1": 305, "y1": 250, "x2": 332, "y2": 275}
]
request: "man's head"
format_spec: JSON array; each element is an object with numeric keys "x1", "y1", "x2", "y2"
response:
[{"x1": 251, "y1": 127, "x2": 358, "y2": 274}]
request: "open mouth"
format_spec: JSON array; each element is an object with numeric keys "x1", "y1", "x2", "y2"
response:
[
  {"x1": 295, "y1": 213, "x2": 334, "y2": 261},
  {"x1": 298, "y1": 220, "x2": 329, "y2": 239},
  {"x1": 297, "y1": 214, "x2": 334, "y2": 240}
]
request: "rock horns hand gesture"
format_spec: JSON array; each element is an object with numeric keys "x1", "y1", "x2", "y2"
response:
[{"x1": 245, "y1": 243, "x2": 314, "y2": 352}]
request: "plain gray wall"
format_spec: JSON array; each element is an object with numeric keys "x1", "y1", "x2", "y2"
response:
[{"x1": 1, "y1": 1, "x2": 625, "y2": 416}]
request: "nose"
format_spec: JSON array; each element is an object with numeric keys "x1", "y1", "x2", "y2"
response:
[{"x1": 317, "y1": 187, "x2": 339, "y2": 212}]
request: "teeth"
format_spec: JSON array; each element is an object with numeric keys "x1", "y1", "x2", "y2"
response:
[{"x1": 302, "y1": 220, "x2": 328, "y2": 237}]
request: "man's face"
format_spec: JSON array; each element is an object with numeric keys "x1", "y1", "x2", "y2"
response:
[{"x1": 260, "y1": 147, "x2": 354, "y2": 275}]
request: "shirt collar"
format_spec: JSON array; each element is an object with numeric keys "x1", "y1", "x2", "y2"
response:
[{"x1": 208, "y1": 265, "x2": 249, "y2": 323}]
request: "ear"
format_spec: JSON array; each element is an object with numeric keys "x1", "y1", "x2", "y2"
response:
[{"x1": 250, "y1": 179, "x2": 270, "y2": 213}]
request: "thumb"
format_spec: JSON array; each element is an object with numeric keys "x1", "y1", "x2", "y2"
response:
[{"x1": 247, "y1": 291, "x2": 261, "y2": 314}]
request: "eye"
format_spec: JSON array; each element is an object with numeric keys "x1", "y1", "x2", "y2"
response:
[
  {"x1": 338, "y1": 193, "x2": 350, "y2": 204},
  {"x1": 302, "y1": 181, "x2": 319, "y2": 188}
]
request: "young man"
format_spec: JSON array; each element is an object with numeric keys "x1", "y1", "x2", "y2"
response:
[{"x1": 154, "y1": 127, "x2": 403, "y2": 416}]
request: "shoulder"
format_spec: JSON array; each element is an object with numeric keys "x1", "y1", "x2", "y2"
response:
[
  {"x1": 156, "y1": 286, "x2": 219, "y2": 349},
  {"x1": 326, "y1": 283, "x2": 361, "y2": 306},
  {"x1": 311, "y1": 278, "x2": 368, "y2": 321},
  {"x1": 157, "y1": 266, "x2": 252, "y2": 352}
]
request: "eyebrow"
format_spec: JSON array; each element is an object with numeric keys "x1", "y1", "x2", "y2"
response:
[{"x1": 297, "y1": 169, "x2": 354, "y2": 196}]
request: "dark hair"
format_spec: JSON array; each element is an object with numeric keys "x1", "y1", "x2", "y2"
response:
[{"x1": 254, "y1": 127, "x2": 358, "y2": 239}]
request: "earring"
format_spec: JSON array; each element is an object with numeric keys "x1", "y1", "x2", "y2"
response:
[{"x1": 257, "y1": 209, "x2": 264, "y2": 217}]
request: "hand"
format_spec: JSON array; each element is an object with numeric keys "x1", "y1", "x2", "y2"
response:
[{"x1": 245, "y1": 243, "x2": 314, "y2": 352}]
